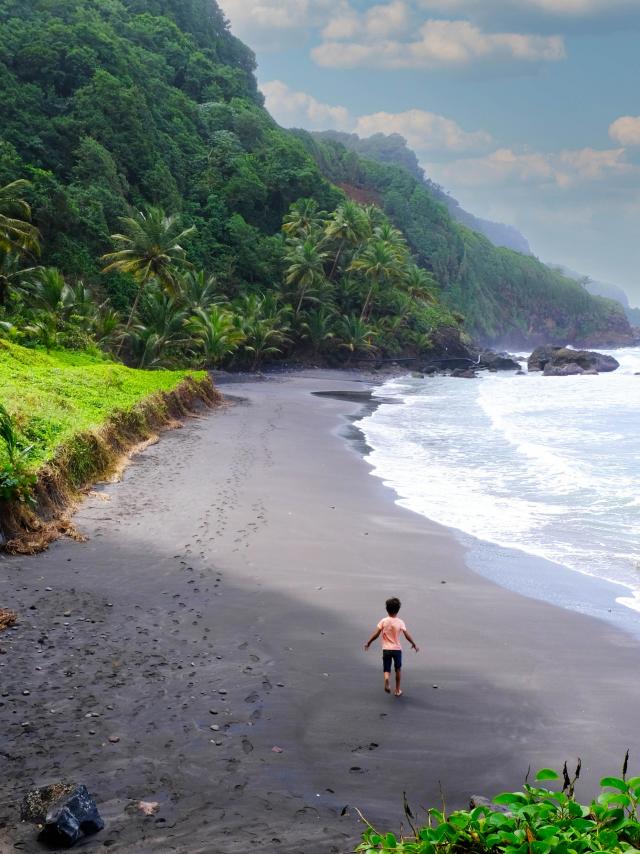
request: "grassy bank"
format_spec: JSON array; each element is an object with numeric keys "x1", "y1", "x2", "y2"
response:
[{"x1": 0, "y1": 341, "x2": 219, "y2": 550}]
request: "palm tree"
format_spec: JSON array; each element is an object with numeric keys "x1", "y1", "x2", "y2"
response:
[
  {"x1": 402, "y1": 265, "x2": 437, "y2": 303},
  {"x1": 0, "y1": 251, "x2": 39, "y2": 306},
  {"x1": 188, "y1": 305, "x2": 245, "y2": 367},
  {"x1": 29, "y1": 267, "x2": 67, "y2": 314},
  {"x1": 91, "y1": 304, "x2": 122, "y2": 353},
  {"x1": 373, "y1": 222, "x2": 407, "y2": 255},
  {"x1": 176, "y1": 270, "x2": 220, "y2": 312},
  {"x1": 0, "y1": 180, "x2": 40, "y2": 256},
  {"x1": 336, "y1": 314, "x2": 378, "y2": 363},
  {"x1": 120, "y1": 284, "x2": 190, "y2": 368},
  {"x1": 349, "y1": 239, "x2": 402, "y2": 320},
  {"x1": 284, "y1": 238, "x2": 329, "y2": 316},
  {"x1": 324, "y1": 201, "x2": 369, "y2": 280},
  {"x1": 282, "y1": 198, "x2": 325, "y2": 238},
  {"x1": 101, "y1": 207, "x2": 196, "y2": 332},
  {"x1": 232, "y1": 293, "x2": 289, "y2": 370},
  {"x1": 300, "y1": 306, "x2": 336, "y2": 360}
]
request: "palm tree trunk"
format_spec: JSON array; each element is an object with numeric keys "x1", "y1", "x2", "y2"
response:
[
  {"x1": 117, "y1": 287, "x2": 142, "y2": 356},
  {"x1": 329, "y1": 240, "x2": 345, "y2": 281},
  {"x1": 295, "y1": 284, "x2": 307, "y2": 317},
  {"x1": 360, "y1": 284, "x2": 375, "y2": 321}
]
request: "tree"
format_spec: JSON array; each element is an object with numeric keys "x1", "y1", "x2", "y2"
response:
[
  {"x1": 282, "y1": 198, "x2": 325, "y2": 238},
  {"x1": 300, "y1": 306, "x2": 336, "y2": 359},
  {"x1": 349, "y1": 239, "x2": 402, "y2": 320},
  {"x1": 101, "y1": 207, "x2": 196, "y2": 331},
  {"x1": 284, "y1": 237, "x2": 329, "y2": 316},
  {"x1": 0, "y1": 180, "x2": 40, "y2": 257},
  {"x1": 188, "y1": 305, "x2": 244, "y2": 367},
  {"x1": 336, "y1": 314, "x2": 377, "y2": 363},
  {"x1": 324, "y1": 201, "x2": 369, "y2": 280},
  {"x1": 0, "y1": 252, "x2": 39, "y2": 306}
]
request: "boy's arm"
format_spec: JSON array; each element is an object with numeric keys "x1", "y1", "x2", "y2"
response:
[
  {"x1": 403, "y1": 628, "x2": 419, "y2": 652},
  {"x1": 363, "y1": 628, "x2": 382, "y2": 650}
]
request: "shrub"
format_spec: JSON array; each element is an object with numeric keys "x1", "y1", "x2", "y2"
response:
[
  {"x1": 0, "y1": 403, "x2": 36, "y2": 504},
  {"x1": 357, "y1": 760, "x2": 640, "y2": 854}
]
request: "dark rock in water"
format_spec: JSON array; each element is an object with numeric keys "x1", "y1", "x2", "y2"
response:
[
  {"x1": 35, "y1": 784, "x2": 104, "y2": 848},
  {"x1": 516, "y1": 370, "x2": 526, "y2": 375},
  {"x1": 477, "y1": 350, "x2": 521, "y2": 371},
  {"x1": 529, "y1": 346, "x2": 619, "y2": 374},
  {"x1": 451, "y1": 368, "x2": 477, "y2": 378},
  {"x1": 544, "y1": 363, "x2": 585, "y2": 376}
]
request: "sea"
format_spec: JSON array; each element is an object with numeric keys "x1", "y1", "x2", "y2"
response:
[{"x1": 359, "y1": 347, "x2": 640, "y2": 635}]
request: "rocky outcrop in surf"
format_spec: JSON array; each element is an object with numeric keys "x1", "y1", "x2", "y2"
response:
[{"x1": 528, "y1": 346, "x2": 620, "y2": 375}]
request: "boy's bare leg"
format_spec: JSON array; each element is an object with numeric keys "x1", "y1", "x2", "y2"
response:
[
  {"x1": 395, "y1": 668, "x2": 402, "y2": 696},
  {"x1": 384, "y1": 672, "x2": 391, "y2": 693}
]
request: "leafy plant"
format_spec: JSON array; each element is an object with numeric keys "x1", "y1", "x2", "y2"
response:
[
  {"x1": 0, "y1": 402, "x2": 35, "y2": 503},
  {"x1": 357, "y1": 759, "x2": 640, "y2": 854}
]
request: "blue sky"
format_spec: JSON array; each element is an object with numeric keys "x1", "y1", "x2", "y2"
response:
[{"x1": 219, "y1": 1, "x2": 640, "y2": 303}]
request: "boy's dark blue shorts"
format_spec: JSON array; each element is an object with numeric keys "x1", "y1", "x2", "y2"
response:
[{"x1": 382, "y1": 650, "x2": 402, "y2": 672}]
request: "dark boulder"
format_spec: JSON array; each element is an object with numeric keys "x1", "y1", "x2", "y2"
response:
[
  {"x1": 529, "y1": 346, "x2": 619, "y2": 374},
  {"x1": 451, "y1": 368, "x2": 478, "y2": 378},
  {"x1": 543, "y1": 363, "x2": 585, "y2": 376},
  {"x1": 477, "y1": 350, "x2": 521, "y2": 371},
  {"x1": 22, "y1": 784, "x2": 104, "y2": 848}
]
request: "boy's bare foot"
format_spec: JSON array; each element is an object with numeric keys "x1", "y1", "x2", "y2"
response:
[
  {"x1": 384, "y1": 677, "x2": 391, "y2": 693},
  {"x1": 395, "y1": 690, "x2": 403, "y2": 697}
]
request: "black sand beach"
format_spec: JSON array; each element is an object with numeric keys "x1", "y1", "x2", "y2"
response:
[{"x1": 1, "y1": 371, "x2": 640, "y2": 853}]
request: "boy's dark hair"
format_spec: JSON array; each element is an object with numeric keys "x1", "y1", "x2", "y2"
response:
[{"x1": 386, "y1": 597, "x2": 401, "y2": 616}]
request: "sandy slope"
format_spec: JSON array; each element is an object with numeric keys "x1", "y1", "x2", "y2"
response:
[{"x1": 1, "y1": 371, "x2": 639, "y2": 853}]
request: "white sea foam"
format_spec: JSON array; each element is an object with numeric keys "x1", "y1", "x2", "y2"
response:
[{"x1": 361, "y1": 347, "x2": 640, "y2": 612}]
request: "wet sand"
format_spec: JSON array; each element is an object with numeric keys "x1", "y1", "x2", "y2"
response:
[{"x1": 1, "y1": 371, "x2": 640, "y2": 853}]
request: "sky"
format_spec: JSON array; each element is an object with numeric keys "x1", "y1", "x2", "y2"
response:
[{"x1": 218, "y1": 0, "x2": 640, "y2": 304}]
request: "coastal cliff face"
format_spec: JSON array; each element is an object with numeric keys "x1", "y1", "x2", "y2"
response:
[{"x1": 0, "y1": 0, "x2": 632, "y2": 356}]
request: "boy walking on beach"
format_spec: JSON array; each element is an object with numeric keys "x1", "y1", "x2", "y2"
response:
[{"x1": 364, "y1": 598, "x2": 419, "y2": 697}]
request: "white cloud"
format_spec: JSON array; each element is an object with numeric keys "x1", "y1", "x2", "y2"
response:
[
  {"x1": 323, "y1": 1, "x2": 412, "y2": 40},
  {"x1": 312, "y1": 18, "x2": 565, "y2": 70},
  {"x1": 419, "y1": 0, "x2": 636, "y2": 16},
  {"x1": 609, "y1": 116, "x2": 640, "y2": 146},
  {"x1": 218, "y1": 0, "x2": 347, "y2": 48},
  {"x1": 261, "y1": 81, "x2": 352, "y2": 131},
  {"x1": 426, "y1": 146, "x2": 634, "y2": 190},
  {"x1": 261, "y1": 80, "x2": 492, "y2": 156},
  {"x1": 354, "y1": 109, "x2": 493, "y2": 154}
]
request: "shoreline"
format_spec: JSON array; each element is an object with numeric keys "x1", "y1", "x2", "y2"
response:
[
  {"x1": 2, "y1": 371, "x2": 640, "y2": 853},
  {"x1": 354, "y1": 370, "x2": 640, "y2": 642}
]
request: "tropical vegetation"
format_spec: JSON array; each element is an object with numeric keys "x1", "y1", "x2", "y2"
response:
[
  {"x1": 358, "y1": 762, "x2": 640, "y2": 854},
  {"x1": 0, "y1": 0, "x2": 631, "y2": 359}
]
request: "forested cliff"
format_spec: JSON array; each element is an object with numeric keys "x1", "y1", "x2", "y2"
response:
[{"x1": 0, "y1": 0, "x2": 633, "y2": 363}]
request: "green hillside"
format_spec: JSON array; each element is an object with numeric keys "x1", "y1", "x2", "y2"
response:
[
  {"x1": 0, "y1": 0, "x2": 633, "y2": 361},
  {"x1": 297, "y1": 132, "x2": 633, "y2": 347}
]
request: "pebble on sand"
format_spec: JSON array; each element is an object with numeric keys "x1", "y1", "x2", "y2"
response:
[{"x1": 108, "y1": 735, "x2": 120, "y2": 743}]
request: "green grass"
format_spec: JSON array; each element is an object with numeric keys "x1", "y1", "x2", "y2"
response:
[{"x1": 0, "y1": 342, "x2": 206, "y2": 470}]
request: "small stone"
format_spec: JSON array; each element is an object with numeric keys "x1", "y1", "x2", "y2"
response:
[
  {"x1": 218, "y1": 689, "x2": 227, "y2": 695},
  {"x1": 63, "y1": 611, "x2": 71, "y2": 617},
  {"x1": 210, "y1": 725, "x2": 220, "y2": 731},
  {"x1": 45, "y1": 587, "x2": 53, "y2": 592},
  {"x1": 108, "y1": 735, "x2": 120, "y2": 744},
  {"x1": 138, "y1": 801, "x2": 159, "y2": 816},
  {"x1": 271, "y1": 746, "x2": 284, "y2": 754},
  {"x1": 433, "y1": 685, "x2": 439, "y2": 689},
  {"x1": 22, "y1": 690, "x2": 30, "y2": 696}
]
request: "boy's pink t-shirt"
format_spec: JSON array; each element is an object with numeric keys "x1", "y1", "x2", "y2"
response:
[{"x1": 377, "y1": 616, "x2": 406, "y2": 650}]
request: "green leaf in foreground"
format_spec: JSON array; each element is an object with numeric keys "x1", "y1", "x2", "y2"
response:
[{"x1": 535, "y1": 769, "x2": 560, "y2": 781}]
